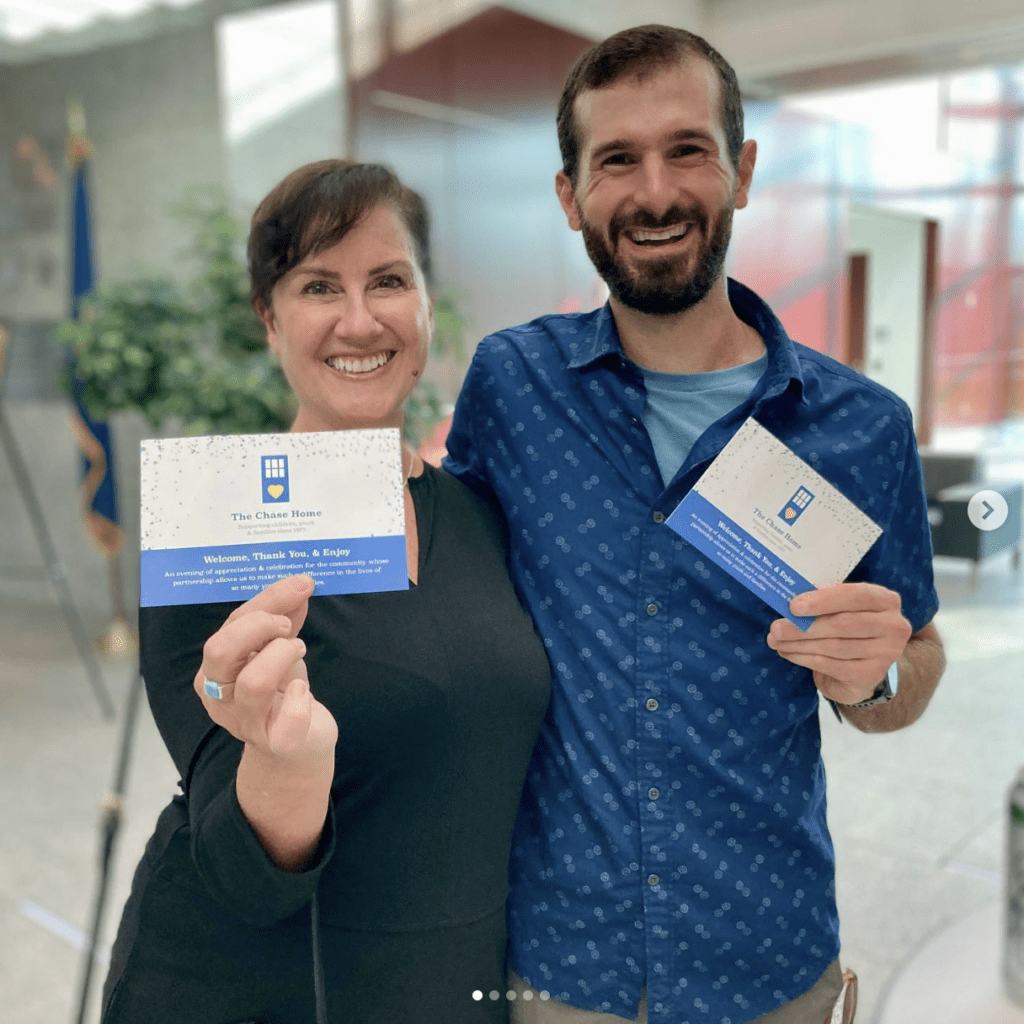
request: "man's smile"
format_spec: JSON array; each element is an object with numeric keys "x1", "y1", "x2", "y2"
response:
[{"x1": 623, "y1": 223, "x2": 693, "y2": 246}]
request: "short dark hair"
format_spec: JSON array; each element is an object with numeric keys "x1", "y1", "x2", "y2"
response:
[
  {"x1": 557, "y1": 24, "x2": 744, "y2": 185},
  {"x1": 247, "y1": 160, "x2": 430, "y2": 312}
]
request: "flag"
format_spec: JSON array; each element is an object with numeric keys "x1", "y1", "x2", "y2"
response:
[{"x1": 67, "y1": 102, "x2": 122, "y2": 557}]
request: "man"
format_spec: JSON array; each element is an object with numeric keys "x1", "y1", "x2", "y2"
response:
[{"x1": 445, "y1": 24, "x2": 945, "y2": 1024}]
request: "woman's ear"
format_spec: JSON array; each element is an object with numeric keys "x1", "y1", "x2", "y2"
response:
[{"x1": 255, "y1": 300, "x2": 279, "y2": 354}]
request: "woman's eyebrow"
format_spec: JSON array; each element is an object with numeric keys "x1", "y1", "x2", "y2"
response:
[
  {"x1": 293, "y1": 265, "x2": 340, "y2": 279},
  {"x1": 367, "y1": 259, "x2": 412, "y2": 275}
]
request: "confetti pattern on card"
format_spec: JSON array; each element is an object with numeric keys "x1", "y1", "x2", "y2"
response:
[
  {"x1": 693, "y1": 418, "x2": 883, "y2": 586},
  {"x1": 139, "y1": 429, "x2": 407, "y2": 605},
  {"x1": 140, "y1": 429, "x2": 405, "y2": 549}
]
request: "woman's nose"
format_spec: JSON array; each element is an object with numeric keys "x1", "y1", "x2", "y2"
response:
[{"x1": 333, "y1": 295, "x2": 385, "y2": 340}]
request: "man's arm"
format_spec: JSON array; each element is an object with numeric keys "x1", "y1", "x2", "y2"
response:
[{"x1": 766, "y1": 582, "x2": 946, "y2": 734}]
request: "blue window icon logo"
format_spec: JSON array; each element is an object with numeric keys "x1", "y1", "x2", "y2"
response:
[
  {"x1": 780, "y1": 487, "x2": 814, "y2": 523},
  {"x1": 262, "y1": 455, "x2": 289, "y2": 503}
]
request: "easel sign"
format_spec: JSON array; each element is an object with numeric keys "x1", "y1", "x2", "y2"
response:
[{"x1": 140, "y1": 429, "x2": 408, "y2": 607}]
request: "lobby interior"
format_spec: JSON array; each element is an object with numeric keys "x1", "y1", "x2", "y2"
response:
[{"x1": 2, "y1": 2, "x2": 1024, "y2": 1022}]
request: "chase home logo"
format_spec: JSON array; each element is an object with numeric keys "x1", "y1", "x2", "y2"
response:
[
  {"x1": 261, "y1": 455, "x2": 289, "y2": 503},
  {"x1": 780, "y1": 486, "x2": 814, "y2": 523}
]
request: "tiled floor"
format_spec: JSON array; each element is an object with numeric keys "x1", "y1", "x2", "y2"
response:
[{"x1": 1, "y1": 409, "x2": 1022, "y2": 1024}]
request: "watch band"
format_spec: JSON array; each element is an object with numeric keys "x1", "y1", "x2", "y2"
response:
[{"x1": 828, "y1": 661, "x2": 899, "y2": 721}]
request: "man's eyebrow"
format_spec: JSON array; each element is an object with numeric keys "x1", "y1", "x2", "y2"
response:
[
  {"x1": 590, "y1": 138, "x2": 632, "y2": 163},
  {"x1": 667, "y1": 128, "x2": 716, "y2": 146}
]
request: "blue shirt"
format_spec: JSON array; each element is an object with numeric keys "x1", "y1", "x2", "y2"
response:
[
  {"x1": 641, "y1": 355, "x2": 769, "y2": 486},
  {"x1": 444, "y1": 279, "x2": 938, "y2": 1024}
]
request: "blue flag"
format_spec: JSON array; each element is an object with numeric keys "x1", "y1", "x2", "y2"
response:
[{"x1": 68, "y1": 124, "x2": 122, "y2": 556}]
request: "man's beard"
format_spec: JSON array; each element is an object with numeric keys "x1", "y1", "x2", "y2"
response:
[{"x1": 579, "y1": 202, "x2": 733, "y2": 315}]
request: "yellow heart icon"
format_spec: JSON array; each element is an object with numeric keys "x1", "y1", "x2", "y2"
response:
[
  {"x1": 267, "y1": 485, "x2": 284, "y2": 499},
  {"x1": 784, "y1": 507, "x2": 796, "y2": 520}
]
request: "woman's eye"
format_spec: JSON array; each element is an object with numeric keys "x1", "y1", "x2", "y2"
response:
[
  {"x1": 376, "y1": 274, "x2": 405, "y2": 289},
  {"x1": 301, "y1": 280, "x2": 331, "y2": 295}
]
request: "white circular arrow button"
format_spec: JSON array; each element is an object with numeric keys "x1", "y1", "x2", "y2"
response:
[{"x1": 968, "y1": 489, "x2": 1009, "y2": 531}]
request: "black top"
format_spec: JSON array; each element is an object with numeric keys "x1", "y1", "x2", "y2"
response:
[{"x1": 103, "y1": 465, "x2": 551, "y2": 1024}]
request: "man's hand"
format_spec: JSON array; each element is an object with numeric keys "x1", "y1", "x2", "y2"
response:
[
  {"x1": 766, "y1": 582, "x2": 945, "y2": 732},
  {"x1": 766, "y1": 582, "x2": 912, "y2": 706}
]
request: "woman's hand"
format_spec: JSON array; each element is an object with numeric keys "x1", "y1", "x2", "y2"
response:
[
  {"x1": 193, "y1": 575, "x2": 339, "y2": 870},
  {"x1": 194, "y1": 574, "x2": 338, "y2": 765}
]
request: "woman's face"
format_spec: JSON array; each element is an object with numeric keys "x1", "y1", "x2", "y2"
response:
[{"x1": 261, "y1": 203, "x2": 432, "y2": 434}]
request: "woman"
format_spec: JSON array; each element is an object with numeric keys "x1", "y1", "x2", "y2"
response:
[{"x1": 102, "y1": 161, "x2": 551, "y2": 1023}]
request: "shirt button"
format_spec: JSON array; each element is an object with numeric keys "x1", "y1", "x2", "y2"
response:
[
  {"x1": 652, "y1": 510, "x2": 665, "y2": 524},
  {"x1": 648, "y1": 874, "x2": 660, "y2": 886},
  {"x1": 646, "y1": 698, "x2": 659, "y2": 711},
  {"x1": 648, "y1": 788, "x2": 660, "y2": 800},
  {"x1": 646, "y1": 603, "x2": 658, "y2": 616}
]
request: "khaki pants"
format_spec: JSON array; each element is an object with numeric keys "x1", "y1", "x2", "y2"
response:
[{"x1": 508, "y1": 960, "x2": 844, "y2": 1024}]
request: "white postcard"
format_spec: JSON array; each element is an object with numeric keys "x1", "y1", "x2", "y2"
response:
[
  {"x1": 140, "y1": 429, "x2": 407, "y2": 606},
  {"x1": 666, "y1": 418, "x2": 882, "y2": 629}
]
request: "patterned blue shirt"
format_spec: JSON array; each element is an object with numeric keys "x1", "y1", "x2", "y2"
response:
[{"x1": 444, "y1": 279, "x2": 938, "y2": 1024}]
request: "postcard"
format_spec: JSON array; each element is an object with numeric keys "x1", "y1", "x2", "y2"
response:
[
  {"x1": 140, "y1": 429, "x2": 407, "y2": 606},
  {"x1": 665, "y1": 418, "x2": 882, "y2": 629}
]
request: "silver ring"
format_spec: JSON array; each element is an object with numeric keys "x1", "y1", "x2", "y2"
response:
[{"x1": 203, "y1": 677, "x2": 226, "y2": 700}]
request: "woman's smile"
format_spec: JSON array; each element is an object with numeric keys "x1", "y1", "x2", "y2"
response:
[{"x1": 325, "y1": 350, "x2": 397, "y2": 374}]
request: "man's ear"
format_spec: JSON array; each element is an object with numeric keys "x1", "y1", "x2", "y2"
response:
[
  {"x1": 555, "y1": 170, "x2": 582, "y2": 232},
  {"x1": 733, "y1": 139, "x2": 757, "y2": 211}
]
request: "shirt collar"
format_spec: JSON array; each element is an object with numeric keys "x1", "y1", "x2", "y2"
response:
[{"x1": 566, "y1": 278, "x2": 807, "y2": 405}]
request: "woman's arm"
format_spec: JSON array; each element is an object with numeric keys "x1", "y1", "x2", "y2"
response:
[
  {"x1": 141, "y1": 575, "x2": 338, "y2": 924},
  {"x1": 196, "y1": 575, "x2": 338, "y2": 870}
]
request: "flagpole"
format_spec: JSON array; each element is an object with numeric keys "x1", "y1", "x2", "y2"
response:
[{"x1": 66, "y1": 100, "x2": 136, "y2": 660}]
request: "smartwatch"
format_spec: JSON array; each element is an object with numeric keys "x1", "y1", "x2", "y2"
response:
[{"x1": 843, "y1": 660, "x2": 899, "y2": 709}]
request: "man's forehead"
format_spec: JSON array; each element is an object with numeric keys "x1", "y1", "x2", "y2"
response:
[{"x1": 574, "y1": 59, "x2": 722, "y2": 147}]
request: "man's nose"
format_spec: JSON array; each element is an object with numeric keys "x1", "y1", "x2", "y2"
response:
[{"x1": 632, "y1": 156, "x2": 678, "y2": 219}]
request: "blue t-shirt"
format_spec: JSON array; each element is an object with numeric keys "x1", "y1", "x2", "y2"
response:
[
  {"x1": 641, "y1": 354, "x2": 768, "y2": 486},
  {"x1": 445, "y1": 279, "x2": 938, "y2": 1024}
]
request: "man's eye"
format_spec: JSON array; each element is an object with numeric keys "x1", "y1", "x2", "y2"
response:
[
  {"x1": 672, "y1": 145, "x2": 703, "y2": 158},
  {"x1": 602, "y1": 153, "x2": 634, "y2": 166}
]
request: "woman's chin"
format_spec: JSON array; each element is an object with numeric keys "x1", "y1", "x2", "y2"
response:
[{"x1": 290, "y1": 406, "x2": 405, "y2": 435}]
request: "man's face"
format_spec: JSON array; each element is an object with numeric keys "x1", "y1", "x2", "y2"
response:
[{"x1": 556, "y1": 60, "x2": 756, "y2": 316}]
